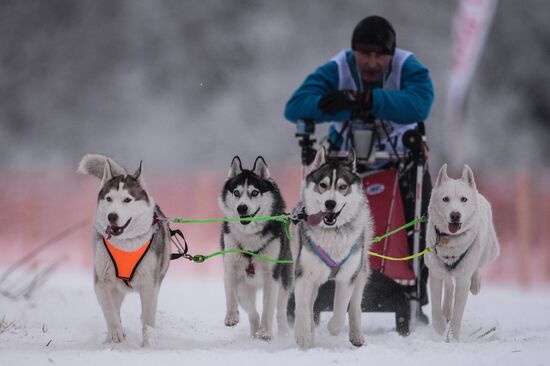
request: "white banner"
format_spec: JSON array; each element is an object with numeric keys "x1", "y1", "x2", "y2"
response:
[{"x1": 444, "y1": 0, "x2": 498, "y2": 164}]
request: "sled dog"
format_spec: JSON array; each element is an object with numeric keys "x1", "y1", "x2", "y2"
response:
[
  {"x1": 78, "y1": 154, "x2": 171, "y2": 345},
  {"x1": 219, "y1": 156, "x2": 293, "y2": 340},
  {"x1": 425, "y1": 164, "x2": 500, "y2": 341},
  {"x1": 291, "y1": 148, "x2": 373, "y2": 349}
]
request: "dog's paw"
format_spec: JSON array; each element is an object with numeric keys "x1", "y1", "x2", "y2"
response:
[
  {"x1": 224, "y1": 311, "x2": 239, "y2": 327},
  {"x1": 142, "y1": 325, "x2": 157, "y2": 347},
  {"x1": 255, "y1": 328, "x2": 273, "y2": 342},
  {"x1": 327, "y1": 316, "x2": 343, "y2": 336},
  {"x1": 277, "y1": 321, "x2": 290, "y2": 337},
  {"x1": 447, "y1": 328, "x2": 461, "y2": 343},
  {"x1": 432, "y1": 315, "x2": 447, "y2": 335},
  {"x1": 349, "y1": 331, "x2": 365, "y2": 347},
  {"x1": 295, "y1": 328, "x2": 313, "y2": 350},
  {"x1": 470, "y1": 273, "x2": 481, "y2": 295},
  {"x1": 105, "y1": 327, "x2": 126, "y2": 343}
]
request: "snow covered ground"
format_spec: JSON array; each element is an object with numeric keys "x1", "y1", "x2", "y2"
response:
[{"x1": 1, "y1": 269, "x2": 549, "y2": 366}]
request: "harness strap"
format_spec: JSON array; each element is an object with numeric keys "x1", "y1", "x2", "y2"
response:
[
  {"x1": 433, "y1": 226, "x2": 472, "y2": 270},
  {"x1": 305, "y1": 234, "x2": 361, "y2": 278},
  {"x1": 102, "y1": 235, "x2": 153, "y2": 288},
  {"x1": 434, "y1": 245, "x2": 471, "y2": 271}
]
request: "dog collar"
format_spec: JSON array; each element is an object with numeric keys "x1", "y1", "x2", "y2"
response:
[
  {"x1": 102, "y1": 235, "x2": 153, "y2": 287},
  {"x1": 434, "y1": 226, "x2": 452, "y2": 245}
]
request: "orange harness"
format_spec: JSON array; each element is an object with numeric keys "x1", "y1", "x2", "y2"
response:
[{"x1": 102, "y1": 235, "x2": 153, "y2": 287}]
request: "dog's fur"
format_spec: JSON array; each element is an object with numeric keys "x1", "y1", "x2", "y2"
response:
[
  {"x1": 77, "y1": 154, "x2": 171, "y2": 345},
  {"x1": 291, "y1": 148, "x2": 373, "y2": 349},
  {"x1": 219, "y1": 156, "x2": 293, "y2": 340},
  {"x1": 425, "y1": 164, "x2": 499, "y2": 341}
]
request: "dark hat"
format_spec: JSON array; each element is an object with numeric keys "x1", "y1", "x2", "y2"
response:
[{"x1": 351, "y1": 16, "x2": 396, "y2": 55}]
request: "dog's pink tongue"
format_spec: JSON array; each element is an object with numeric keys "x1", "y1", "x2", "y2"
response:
[
  {"x1": 307, "y1": 212, "x2": 325, "y2": 226},
  {"x1": 448, "y1": 223, "x2": 461, "y2": 234}
]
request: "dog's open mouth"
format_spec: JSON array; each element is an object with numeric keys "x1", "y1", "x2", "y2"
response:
[
  {"x1": 307, "y1": 204, "x2": 346, "y2": 227},
  {"x1": 105, "y1": 218, "x2": 132, "y2": 239},
  {"x1": 239, "y1": 207, "x2": 260, "y2": 225},
  {"x1": 448, "y1": 222, "x2": 462, "y2": 234}
]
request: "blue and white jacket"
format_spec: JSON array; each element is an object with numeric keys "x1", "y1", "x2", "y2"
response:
[{"x1": 284, "y1": 48, "x2": 434, "y2": 151}]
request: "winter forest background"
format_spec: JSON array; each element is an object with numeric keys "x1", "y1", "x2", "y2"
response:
[{"x1": 1, "y1": 0, "x2": 549, "y2": 173}]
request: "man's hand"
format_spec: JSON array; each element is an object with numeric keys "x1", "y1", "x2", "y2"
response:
[{"x1": 318, "y1": 89, "x2": 372, "y2": 117}]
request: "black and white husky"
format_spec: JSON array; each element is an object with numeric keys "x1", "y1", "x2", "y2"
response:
[
  {"x1": 292, "y1": 148, "x2": 373, "y2": 349},
  {"x1": 219, "y1": 156, "x2": 293, "y2": 340},
  {"x1": 77, "y1": 154, "x2": 171, "y2": 346}
]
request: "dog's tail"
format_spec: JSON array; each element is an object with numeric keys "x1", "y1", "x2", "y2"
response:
[{"x1": 77, "y1": 154, "x2": 126, "y2": 179}]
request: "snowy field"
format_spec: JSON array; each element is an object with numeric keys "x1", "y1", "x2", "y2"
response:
[{"x1": 1, "y1": 269, "x2": 549, "y2": 366}]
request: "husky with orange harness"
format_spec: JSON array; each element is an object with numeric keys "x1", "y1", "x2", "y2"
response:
[{"x1": 78, "y1": 154, "x2": 171, "y2": 346}]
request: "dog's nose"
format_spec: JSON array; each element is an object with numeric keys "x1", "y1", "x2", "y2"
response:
[
  {"x1": 237, "y1": 204, "x2": 248, "y2": 215},
  {"x1": 107, "y1": 212, "x2": 118, "y2": 224},
  {"x1": 325, "y1": 200, "x2": 337, "y2": 211},
  {"x1": 450, "y1": 211, "x2": 461, "y2": 222}
]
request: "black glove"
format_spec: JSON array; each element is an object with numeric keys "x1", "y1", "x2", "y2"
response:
[{"x1": 318, "y1": 89, "x2": 372, "y2": 117}]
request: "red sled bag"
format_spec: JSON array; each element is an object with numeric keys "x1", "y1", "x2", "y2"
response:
[{"x1": 363, "y1": 168, "x2": 415, "y2": 285}]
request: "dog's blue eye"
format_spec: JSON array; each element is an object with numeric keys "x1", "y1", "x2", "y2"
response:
[
  {"x1": 442, "y1": 196, "x2": 450, "y2": 202},
  {"x1": 106, "y1": 197, "x2": 112, "y2": 202},
  {"x1": 460, "y1": 197, "x2": 468, "y2": 203},
  {"x1": 250, "y1": 190, "x2": 259, "y2": 197},
  {"x1": 233, "y1": 190, "x2": 241, "y2": 197},
  {"x1": 338, "y1": 184, "x2": 348, "y2": 191},
  {"x1": 123, "y1": 198, "x2": 132, "y2": 203}
]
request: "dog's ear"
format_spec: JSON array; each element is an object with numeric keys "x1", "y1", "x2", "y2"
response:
[
  {"x1": 132, "y1": 160, "x2": 147, "y2": 187},
  {"x1": 310, "y1": 146, "x2": 326, "y2": 171},
  {"x1": 228, "y1": 156, "x2": 243, "y2": 178},
  {"x1": 346, "y1": 149, "x2": 357, "y2": 173},
  {"x1": 434, "y1": 163, "x2": 449, "y2": 187},
  {"x1": 101, "y1": 160, "x2": 114, "y2": 185},
  {"x1": 461, "y1": 164, "x2": 477, "y2": 189},
  {"x1": 253, "y1": 156, "x2": 270, "y2": 179}
]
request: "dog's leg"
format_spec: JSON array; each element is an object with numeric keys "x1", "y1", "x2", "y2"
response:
[
  {"x1": 294, "y1": 278, "x2": 315, "y2": 349},
  {"x1": 139, "y1": 283, "x2": 160, "y2": 346},
  {"x1": 449, "y1": 278, "x2": 470, "y2": 341},
  {"x1": 95, "y1": 282, "x2": 126, "y2": 343},
  {"x1": 223, "y1": 266, "x2": 240, "y2": 327},
  {"x1": 111, "y1": 286, "x2": 125, "y2": 325},
  {"x1": 238, "y1": 284, "x2": 260, "y2": 338},
  {"x1": 327, "y1": 279, "x2": 354, "y2": 336},
  {"x1": 258, "y1": 276, "x2": 278, "y2": 341},
  {"x1": 276, "y1": 284, "x2": 290, "y2": 336},
  {"x1": 470, "y1": 270, "x2": 481, "y2": 295},
  {"x1": 442, "y1": 278, "x2": 454, "y2": 323},
  {"x1": 348, "y1": 275, "x2": 366, "y2": 347},
  {"x1": 429, "y1": 275, "x2": 446, "y2": 335}
]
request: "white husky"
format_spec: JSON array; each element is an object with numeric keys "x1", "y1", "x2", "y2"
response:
[
  {"x1": 77, "y1": 154, "x2": 171, "y2": 346},
  {"x1": 219, "y1": 156, "x2": 293, "y2": 340},
  {"x1": 291, "y1": 148, "x2": 373, "y2": 349},
  {"x1": 425, "y1": 164, "x2": 500, "y2": 341}
]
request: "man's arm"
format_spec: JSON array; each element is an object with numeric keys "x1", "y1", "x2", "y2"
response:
[
  {"x1": 370, "y1": 54, "x2": 435, "y2": 124},
  {"x1": 284, "y1": 61, "x2": 352, "y2": 123}
]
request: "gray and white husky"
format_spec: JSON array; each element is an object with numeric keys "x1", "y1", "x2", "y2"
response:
[
  {"x1": 77, "y1": 154, "x2": 171, "y2": 346},
  {"x1": 291, "y1": 148, "x2": 373, "y2": 349},
  {"x1": 425, "y1": 164, "x2": 500, "y2": 341},
  {"x1": 219, "y1": 156, "x2": 293, "y2": 340}
]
